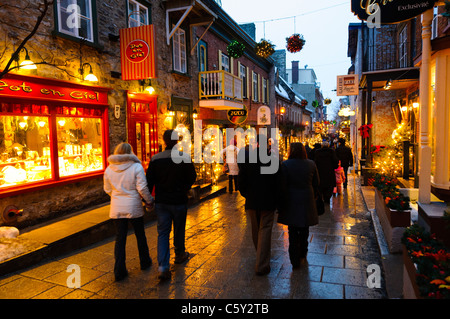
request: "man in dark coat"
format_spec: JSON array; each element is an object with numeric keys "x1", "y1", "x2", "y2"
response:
[
  {"x1": 335, "y1": 138, "x2": 354, "y2": 189},
  {"x1": 146, "y1": 130, "x2": 197, "y2": 280},
  {"x1": 314, "y1": 141, "x2": 339, "y2": 205},
  {"x1": 238, "y1": 134, "x2": 282, "y2": 276}
]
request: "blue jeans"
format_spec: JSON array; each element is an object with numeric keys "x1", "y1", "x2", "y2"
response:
[{"x1": 155, "y1": 203, "x2": 188, "y2": 272}]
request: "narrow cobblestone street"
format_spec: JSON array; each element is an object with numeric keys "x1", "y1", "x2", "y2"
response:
[{"x1": 0, "y1": 175, "x2": 387, "y2": 299}]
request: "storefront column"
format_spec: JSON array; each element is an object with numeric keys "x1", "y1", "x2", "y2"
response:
[
  {"x1": 418, "y1": 9, "x2": 433, "y2": 204},
  {"x1": 433, "y1": 50, "x2": 450, "y2": 190}
]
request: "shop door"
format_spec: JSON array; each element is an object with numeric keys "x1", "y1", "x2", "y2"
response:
[{"x1": 127, "y1": 94, "x2": 158, "y2": 169}]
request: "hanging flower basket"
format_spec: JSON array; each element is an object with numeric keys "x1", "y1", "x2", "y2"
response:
[
  {"x1": 324, "y1": 98, "x2": 332, "y2": 105},
  {"x1": 312, "y1": 100, "x2": 319, "y2": 108},
  {"x1": 300, "y1": 99, "x2": 308, "y2": 107},
  {"x1": 227, "y1": 40, "x2": 245, "y2": 59},
  {"x1": 286, "y1": 34, "x2": 305, "y2": 53},
  {"x1": 255, "y1": 39, "x2": 275, "y2": 58}
]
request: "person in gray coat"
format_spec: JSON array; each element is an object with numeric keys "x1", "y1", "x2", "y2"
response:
[{"x1": 277, "y1": 143, "x2": 320, "y2": 268}]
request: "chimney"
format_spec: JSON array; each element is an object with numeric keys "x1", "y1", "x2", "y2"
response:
[{"x1": 292, "y1": 61, "x2": 299, "y2": 84}]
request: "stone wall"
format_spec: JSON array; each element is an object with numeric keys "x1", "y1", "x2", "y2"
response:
[{"x1": 0, "y1": 0, "x2": 199, "y2": 228}]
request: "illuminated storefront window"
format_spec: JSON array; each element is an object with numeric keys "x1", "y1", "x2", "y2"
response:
[
  {"x1": 0, "y1": 107, "x2": 52, "y2": 188},
  {"x1": 0, "y1": 102, "x2": 107, "y2": 190},
  {"x1": 56, "y1": 117, "x2": 104, "y2": 177}
]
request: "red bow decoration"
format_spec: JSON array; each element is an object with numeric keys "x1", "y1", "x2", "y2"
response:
[
  {"x1": 358, "y1": 124, "x2": 373, "y2": 138},
  {"x1": 370, "y1": 145, "x2": 385, "y2": 154}
]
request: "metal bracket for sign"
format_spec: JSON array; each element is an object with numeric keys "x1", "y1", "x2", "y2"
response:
[
  {"x1": 165, "y1": 0, "x2": 217, "y2": 47},
  {"x1": 166, "y1": 5, "x2": 193, "y2": 45}
]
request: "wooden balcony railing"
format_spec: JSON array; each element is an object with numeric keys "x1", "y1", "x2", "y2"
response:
[{"x1": 199, "y1": 70, "x2": 243, "y2": 101}]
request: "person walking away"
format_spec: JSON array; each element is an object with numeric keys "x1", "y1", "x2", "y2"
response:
[
  {"x1": 334, "y1": 161, "x2": 346, "y2": 195},
  {"x1": 221, "y1": 138, "x2": 239, "y2": 193},
  {"x1": 103, "y1": 142, "x2": 154, "y2": 281},
  {"x1": 308, "y1": 143, "x2": 321, "y2": 161},
  {"x1": 278, "y1": 143, "x2": 320, "y2": 268},
  {"x1": 335, "y1": 138, "x2": 353, "y2": 189},
  {"x1": 146, "y1": 130, "x2": 197, "y2": 280},
  {"x1": 314, "y1": 141, "x2": 339, "y2": 205},
  {"x1": 238, "y1": 134, "x2": 283, "y2": 276}
]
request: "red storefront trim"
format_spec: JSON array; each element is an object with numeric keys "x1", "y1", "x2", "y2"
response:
[{"x1": 0, "y1": 73, "x2": 110, "y2": 198}]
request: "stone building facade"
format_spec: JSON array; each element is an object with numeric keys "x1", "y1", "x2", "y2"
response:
[{"x1": 0, "y1": 0, "x2": 276, "y2": 228}]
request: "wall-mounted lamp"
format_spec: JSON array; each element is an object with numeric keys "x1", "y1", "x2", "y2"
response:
[
  {"x1": 80, "y1": 63, "x2": 98, "y2": 82},
  {"x1": 280, "y1": 106, "x2": 286, "y2": 115},
  {"x1": 14, "y1": 47, "x2": 37, "y2": 70},
  {"x1": 384, "y1": 79, "x2": 392, "y2": 90},
  {"x1": 167, "y1": 105, "x2": 175, "y2": 117},
  {"x1": 139, "y1": 79, "x2": 155, "y2": 95},
  {"x1": 192, "y1": 109, "x2": 198, "y2": 119}
]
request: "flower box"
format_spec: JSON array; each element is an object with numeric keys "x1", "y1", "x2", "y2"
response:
[
  {"x1": 375, "y1": 188, "x2": 411, "y2": 253},
  {"x1": 402, "y1": 245, "x2": 421, "y2": 299},
  {"x1": 375, "y1": 188, "x2": 411, "y2": 227}
]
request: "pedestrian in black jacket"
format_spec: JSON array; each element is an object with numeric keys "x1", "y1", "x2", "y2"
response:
[
  {"x1": 278, "y1": 143, "x2": 320, "y2": 268},
  {"x1": 146, "y1": 130, "x2": 197, "y2": 280},
  {"x1": 335, "y1": 138, "x2": 353, "y2": 188},
  {"x1": 238, "y1": 134, "x2": 282, "y2": 276},
  {"x1": 314, "y1": 141, "x2": 339, "y2": 205}
]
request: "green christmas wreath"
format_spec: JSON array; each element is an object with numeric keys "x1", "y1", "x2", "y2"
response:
[{"x1": 227, "y1": 40, "x2": 245, "y2": 59}]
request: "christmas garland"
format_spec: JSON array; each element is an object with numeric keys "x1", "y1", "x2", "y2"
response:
[
  {"x1": 286, "y1": 34, "x2": 305, "y2": 53},
  {"x1": 227, "y1": 40, "x2": 245, "y2": 59},
  {"x1": 255, "y1": 39, "x2": 275, "y2": 58}
]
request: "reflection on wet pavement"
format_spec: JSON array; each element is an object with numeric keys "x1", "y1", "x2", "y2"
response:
[{"x1": 0, "y1": 175, "x2": 387, "y2": 299}]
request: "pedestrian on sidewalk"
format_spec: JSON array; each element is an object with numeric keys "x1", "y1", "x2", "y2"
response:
[
  {"x1": 335, "y1": 138, "x2": 353, "y2": 189},
  {"x1": 221, "y1": 138, "x2": 239, "y2": 193},
  {"x1": 277, "y1": 143, "x2": 320, "y2": 268},
  {"x1": 146, "y1": 130, "x2": 197, "y2": 280},
  {"x1": 238, "y1": 133, "x2": 282, "y2": 276},
  {"x1": 103, "y1": 142, "x2": 154, "y2": 282},
  {"x1": 314, "y1": 141, "x2": 339, "y2": 205},
  {"x1": 334, "y1": 161, "x2": 346, "y2": 195}
]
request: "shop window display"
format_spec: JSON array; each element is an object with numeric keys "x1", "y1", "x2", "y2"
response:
[
  {"x1": 0, "y1": 114, "x2": 52, "y2": 187},
  {"x1": 0, "y1": 102, "x2": 106, "y2": 190},
  {"x1": 56, "y1": 117, "x2": 104, "y2": 177}
]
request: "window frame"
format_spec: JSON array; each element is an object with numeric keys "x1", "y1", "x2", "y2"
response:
[
  {"x1": 239, "y1": 63, "x2": 248, "y2": 99},
  {"x1": 126, "y1": 0, "x2": 150, "y2": 28},
  {"x1": 399, "y1": 26, "x2": 408, "y2": 68},
  {"x1": 221, "y1": 53, "x2": 230, "y2": 72},
  {"x1": 172, "y1": 25, "x2": 187, "y2": 74},
  {"x1": 252, "y1": 71, "x2": 259, "y2": 102},
  {"x1": 54, "y1": 0, "x2": 98, "y2": 44}
]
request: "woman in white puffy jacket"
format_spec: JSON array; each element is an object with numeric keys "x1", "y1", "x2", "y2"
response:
[{"x1": 104, "y1": 142, "x2": 154, "y2": 281}]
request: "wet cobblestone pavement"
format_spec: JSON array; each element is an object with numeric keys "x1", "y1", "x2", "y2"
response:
[{"x1": 0, "y1": 175, "x2": 387, "y2": 299}]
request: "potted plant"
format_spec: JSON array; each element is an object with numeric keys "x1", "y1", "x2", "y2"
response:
[
  {"x1": 373, "y1": 173, "x2": 411, "y2": 227},
  {"x1": 402, "y1": 224, "x2": 450, "y2": 299}
]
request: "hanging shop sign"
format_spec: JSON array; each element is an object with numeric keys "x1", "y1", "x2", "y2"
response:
[
  {"x1": 257, "y1": 105, "x2": 271, "y2": 125},
  {"x1": 0, "y1": 74, "x2": 108, "y2": 105},
  {"x1": 351, "y1": 0, "x2": 438, "y2": 24},
  {"x1": 337, "y1": 74, "x2": 359, "y2": 96},
  {"x1": 227, "y1": 106, "x2": 248, "y2": 125},
  {"x1": 120, "y1": 24, "x2": 157, "y2": 80}
]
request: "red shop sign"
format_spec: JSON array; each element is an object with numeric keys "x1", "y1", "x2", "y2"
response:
[
  {"x1": 120, "y1": 24, "x2": 157, "y2": 80},
  {"x1": 0, "y1": 73, "x2": 108, "y2": 105}
]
